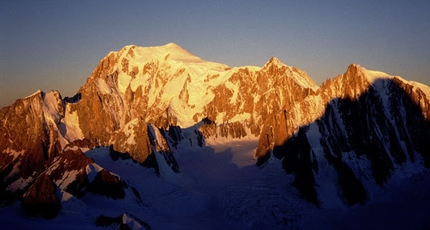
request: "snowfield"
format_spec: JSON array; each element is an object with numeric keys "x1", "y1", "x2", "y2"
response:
[{"x1": 1, "y1": 136, "x2": 429, "y2": 229}]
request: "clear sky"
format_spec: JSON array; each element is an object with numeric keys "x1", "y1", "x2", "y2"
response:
[{"x1": 1, "y1": 0, "x2": 429, "y2": 108}]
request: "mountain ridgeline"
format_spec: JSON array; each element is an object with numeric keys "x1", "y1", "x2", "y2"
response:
[{"x1": 1, "y1": 43, "x2": 430, "y2": 220}]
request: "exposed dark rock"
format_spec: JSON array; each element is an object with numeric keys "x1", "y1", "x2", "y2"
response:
[
  {"x1": 274, "y1": 127, "x2": 319, "y2": 206},
  {"x1": 87, "y1": 169, "x2": 126, "y2": 199},
  {"x1": 167, "y1": 125, "x2": 182, "y2": 149},
  {"x1": 256, "y1": 151, "x2": 271, "y2": 167},
  {"x1": 337, "y1": 162, "x2": 367, "y2": 205},
  {"x1": 195, "y1": 128, "x2": 204, "y2": 147},
  {"x1": 46, "y1": 149, "x2": 94, "y2": 197},
  {"x1": 140, "y1": 152, "x2": 160, "y2": 175},
  {"x1": 21, "y1": 174, "x2": 61, "y2": 219},
  {"x1": 109, "y1": 145, "x2": 132, "y2": 161},
  {"x1": 65, "y1": 138, "x2": 99, "y2": 150},
  {"x1": 147, "y1": 125, "x2": 180, "y2": 174},
  {"x1": 64, "y1": 93, "x2": 81, "y2": 103}
]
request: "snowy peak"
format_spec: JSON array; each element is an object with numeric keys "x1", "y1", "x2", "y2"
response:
[
  {"x1": 320, "y1": 63, "x2": 391, "y2": 100},
  {"x1": 116, "y1": 43, "x2": 227, "y2": 68},
  {"x1": 264, "y1": 57, "x2": 285, "y2": 67},
  {"x1": 161, "y1": 42, "x2": 200, "y2": 61},
  {"x1": 79, "y1": 44, "x2": 323, "y2": 130},
  {"x1": 345, "y1": 63, "x2": 391, "y2": 84},
  {"x1": 262, "y1": 57, "x2": 318, "y2": 91}
]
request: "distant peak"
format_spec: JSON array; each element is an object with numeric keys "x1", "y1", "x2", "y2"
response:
[
  {"x1": 344, "y1": 63, "x2": 363, "y2": 76},
  {"x1": 24, "y1": 90, "x2": 44, "y2": 99},
  {"x1": 348, "y1": 63, "x2": 361, "y2": 68},
  {"x1": 164, "y1": 42, "x2": 181, "y2": 48},
  {"x1": 108, "y1": 43, "x2": 204, "y2": 65},
  {"x1": 160, "y1": 43, "x2": 194, "y2": 56},
  {"x1": 344, "y1": 63, "x2": 391, "y2": 84},
  {"x1": 264, "y1": 57, "x2": 286, "y2": 68}
]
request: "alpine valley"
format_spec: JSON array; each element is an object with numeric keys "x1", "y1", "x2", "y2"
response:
[{"x1": 1, "y1": 43, "x2": 429, "y2": 229}]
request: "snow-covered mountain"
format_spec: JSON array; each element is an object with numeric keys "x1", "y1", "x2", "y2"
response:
[{"x1": 1, "y1": 43, "x2": 429, "y2": 229}]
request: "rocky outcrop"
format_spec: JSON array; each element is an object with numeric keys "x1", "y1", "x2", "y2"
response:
[
  {"x1": 0, "y1": 91, "x2": 66, "y2": 202},
  {"x1": 45, "y1": 148, "x2": 130, "y2": 200},
  {"x1": 200, "y1": 59, "x2": 318, "y2": 139},
  {"x1": 21, "y1": 174, "x2": 61, "y2": 219},
  {"x1": 110, "y1": 118, "x2": 153, "y2": 164},
  {"x1": 148, "y1": 124, "x2": 180, "y2": 176},
  {"x1": 87, "y1": 169, "x2": 125, "y2": 199},
  {"x1": 0, "y1": 92, "x2": 59, "y2": 176},
  {"x1": 45, "y1": 149, "x2": 94, "y2": 196}
]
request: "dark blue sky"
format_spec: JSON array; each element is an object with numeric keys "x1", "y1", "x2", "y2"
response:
[{"x1": 1, "y1": 0, "x2": 429, "y2": 107}]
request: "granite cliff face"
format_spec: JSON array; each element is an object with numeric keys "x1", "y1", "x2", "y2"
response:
[{"x1": 1, "y1": 44, "x2": 430, "y2": 220}]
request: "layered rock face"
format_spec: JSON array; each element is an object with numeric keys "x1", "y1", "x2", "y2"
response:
[{"x1": 1, "y1": 43, "x2": 430, "y2": 215}]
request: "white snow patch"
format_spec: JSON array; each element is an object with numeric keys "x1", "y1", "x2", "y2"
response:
[
  {"x1": 97, "y1": 78, "x2": 112, "y2": 94},
  {"x1": 121, "y1": 118, "x2": 139, "y2": 145},
  {"x1": 363, "y1": 70, "x2": 391, "y2": 83},
  {"x1": 228, "y1": 113, "x2": 251, "y2": 123},
  {"x1": 215, "y1": 112, "x2": 226, "y2": 124},
  {"x1": 55, "y1": 169, "x2": 80, "y2": 190},
  {"x1": 42, "y1": 91, "x2": 62, "y2": 123},
  {"x1": 6, "y1": 176, "x2": 33, "y2": 192},
  {"x1": 24, "y1": 90, "x2": 42, "y2": 99},
  {"x1": 205, "y1": 136, "x2": 259, "y2": 168},
  {"x1": 354, "y1": 64, "x2": 391, "y2": 84},
  {"x1": 63, "y1": 104, "x2": 84, "y2": 140}
]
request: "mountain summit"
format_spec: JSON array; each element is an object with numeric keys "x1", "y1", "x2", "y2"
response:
[{"x1": 1, "y1": 44, "x2": 430, "y2": 228}]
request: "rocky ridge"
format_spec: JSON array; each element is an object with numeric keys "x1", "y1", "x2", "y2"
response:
[{"x1": 258, "y1": 64, "x2": 430, "y2": 205}]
